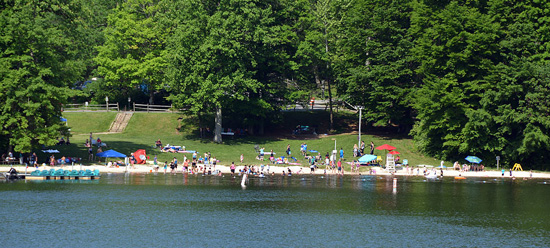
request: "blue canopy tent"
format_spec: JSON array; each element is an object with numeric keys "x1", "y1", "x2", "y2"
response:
[{"x1": 96, "y1": 149, "x2": 127, "y2": 163}]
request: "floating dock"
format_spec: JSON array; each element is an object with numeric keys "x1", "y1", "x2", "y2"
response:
[{"x1": 3, "y1": 169, "x2": 100, "y2": 181}]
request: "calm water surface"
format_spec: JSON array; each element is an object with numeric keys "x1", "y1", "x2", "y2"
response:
[{"x1": 1, "y1": 173, "x2": 549, "y2": 247}]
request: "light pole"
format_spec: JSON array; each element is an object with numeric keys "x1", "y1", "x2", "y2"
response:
[
  {"x1": 105, "y1": 96, "x2": 109, "y2": 111},
  {"x1": 331, "y1": 138, "x2": 337, "y2": 162},
  {"x1": 357, "y1": 106, "x2": 363, "y2": 148},
  {"x1": 344, "y1": 102, "x2": 364, "y2": 148},
  {"x1": 128, "y1": 97, "x2": 131, "y2": 111}
]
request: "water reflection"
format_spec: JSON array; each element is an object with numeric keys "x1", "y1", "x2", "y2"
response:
[{"x1": 1, "y1": 173, "x2": 549, "y2": 247}]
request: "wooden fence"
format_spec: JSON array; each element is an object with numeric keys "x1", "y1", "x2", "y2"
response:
[
  {"x1": 64, "y1": 103, "x2": 119, "y2": 112},
  {"x1": 133, "y1": 103, "x2": 175, "y2": 112}
]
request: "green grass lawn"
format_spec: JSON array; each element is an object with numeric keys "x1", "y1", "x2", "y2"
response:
[
  {"x1": 40, "y1": 112, "x2": 442, "y2": 171},
  {"x1": 63, "y1": 112, "x2": 117, "y2": 135}
]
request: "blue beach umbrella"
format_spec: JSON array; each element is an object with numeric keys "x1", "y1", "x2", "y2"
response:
[
  {"x1": 358, "y1": 154, "x2": 378, "y2": 163},
  {"x1": 465, "y1": 156, "x2": 482, "y2": 164}
]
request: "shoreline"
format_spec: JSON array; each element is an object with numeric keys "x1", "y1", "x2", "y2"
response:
[{"x1": 1, "y1": 164, "x2": 547, "y2": 179}]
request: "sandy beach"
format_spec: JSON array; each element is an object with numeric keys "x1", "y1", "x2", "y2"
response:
[{"x1": 1, "y1": 163, "x2": 548, "y2": 179}]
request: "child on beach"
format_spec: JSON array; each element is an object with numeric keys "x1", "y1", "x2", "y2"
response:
[{"x1": 164, "y1": 162, "x2": 168, "y2": 174}]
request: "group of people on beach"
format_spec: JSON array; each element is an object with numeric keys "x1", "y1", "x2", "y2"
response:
[{"x1": 150, "y1": 153, "x2": 223, "y2": 176}]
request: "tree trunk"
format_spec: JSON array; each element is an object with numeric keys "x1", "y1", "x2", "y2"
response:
[
  {"x1": 214, "y1": 106, "x2": 222, "y2": 143},
  {"x1": 258, "y1": 120, "x2": 264, "y2": 135},
  {"x1": 324, "y1": 26, "x2": 334, "y2": 131},
  {"x1": 248, "y1": 124, "x2": 254, "y2": 135},
  {"x1": 327, "y1": 78, "x2": 334, "y2": 131},
  {"x1": 149, "y1": 89, "x2": 154, "y2": 105}
]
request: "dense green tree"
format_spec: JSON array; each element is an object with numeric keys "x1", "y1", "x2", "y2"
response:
[
  {"x1": 336, "y1": 0, "x2": 416, "y2": 131},
  {"x1": 409, "y1": 0, "x2": 550, "y2": 169},
  {"x1": 409, "y1": 1, "x2": 501, "y2": 160},
  {"x1": 294, "y1": 0, "x2": 353, "y2": 130},
  {"x1": 167, "y1": 0, "x2": 291, "y2": 142},
  {"x1": 75, "y1": 0, "x2": 122, "y2": 80},
  {"x1": 95, "y1": 0, "x2": 171, "y2": 105},
  {"x1": 0, "y1": 1, "x2": 83, "y2": 153}
]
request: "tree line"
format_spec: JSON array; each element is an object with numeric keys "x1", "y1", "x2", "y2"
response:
[{"x1": 1, "y1": 0, "x2": 549, "y2": 169}]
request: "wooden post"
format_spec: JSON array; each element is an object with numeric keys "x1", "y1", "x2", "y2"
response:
[
  {"x1": 133, "y1": 102, "x2": 135, "y2": 112},
  {"x1": 147, "y1": 104, "x2": 149, "y2": 113}
]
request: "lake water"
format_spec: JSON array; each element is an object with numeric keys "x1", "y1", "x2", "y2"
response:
[{"x1": 1, "y1": 173, "x2": 549, "y2": 247}]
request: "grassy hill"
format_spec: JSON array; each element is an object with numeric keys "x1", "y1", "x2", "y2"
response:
[{"x1": 45, "y1": 111, "x2": 441, "y2": 170}]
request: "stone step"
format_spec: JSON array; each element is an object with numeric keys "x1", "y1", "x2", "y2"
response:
[{"x1": 108, "y1": 112, "x2": 133, "y2": 133}]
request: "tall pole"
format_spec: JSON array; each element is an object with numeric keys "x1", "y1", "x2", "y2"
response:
[{"x1": 358, "y1": 107, "x2": 362, "y2": 147}]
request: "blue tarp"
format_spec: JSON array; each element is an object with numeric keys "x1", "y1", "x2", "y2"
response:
[
  {"x1": 96, "y1": 149, "x2": 127, "y2": 158},
  {"x1": 60, "y1": 117, "x2": 67, "y2": 122}
]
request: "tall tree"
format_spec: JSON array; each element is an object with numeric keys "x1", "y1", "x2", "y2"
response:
[
  {"x1": 336, "y1": 0, "x2": 416, "y2": 131},
  {"x1": 0, "y1": 1, "x2": 83, "y2": 152},
  {"x1": 294, "y1": 0, "x2": 351, "y2": 130},
  {"x1": 167, "y1": 0, "x2": 283, "y2": 143},
  {"x1": 95, "y1": 0, "x2": 170, "y2": 105}
]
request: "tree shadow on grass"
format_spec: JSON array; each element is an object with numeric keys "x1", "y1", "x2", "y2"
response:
[
  {"x1": 180, "y1": 132, "x2": 283, "y2": 146},
  {"x1": 37, "y1": 140, "x2": 160, "y2": 165}
]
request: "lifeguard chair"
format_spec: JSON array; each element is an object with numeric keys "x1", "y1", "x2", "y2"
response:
[{"x1": 386, "y1": 153, "x2": 395, "y2": 172}]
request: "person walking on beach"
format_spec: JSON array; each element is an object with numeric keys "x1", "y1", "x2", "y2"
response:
[
  {"x1": 339, "y1": 148, "x2": 344, "y2": 161},
  {"x1": 240, "y1": 154, "x2": 244, "y2": 163},
  {"x1": 360, "y1": 141, "x2": 365, "y2": 156},
  {"x1": 88, "y1": 147, "x2": 93, "y2": 161},
  {"x1": 337, "y1": 159, "x2": 342, "y2": 175},
  {"x1": 31, "y1": 152, "x2": 38, "y2": 168},
  {"x1": 286, "y1": 144, "x2": 291, "y2": 155},
  {"x1": 370, "y1": 141, "x2": 375, "y2": 155}
]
